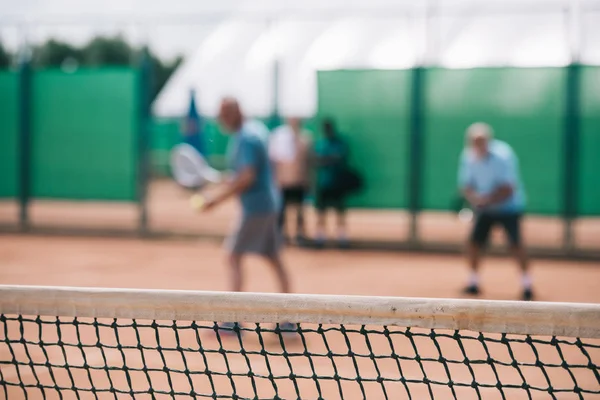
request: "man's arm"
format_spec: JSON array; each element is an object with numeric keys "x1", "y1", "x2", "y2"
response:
[
  {"x1": 204, "y1": 167, "x2": 255, "y2": 209},
  {"x1": 458, "y1": 152, "x2": 479, "y2": 205},
  {"x1": 476, "y1": 157, "x2": 516, "y2": 207},
  {"x1": 462, "y1": 187, "x2": 480, "y2": 207},
  {"x1": 484, "y1": 184, "x2": 513, "y2": 205},
  {"x1": 203, "y1": 137, "x2": 257, "y2": 210}
]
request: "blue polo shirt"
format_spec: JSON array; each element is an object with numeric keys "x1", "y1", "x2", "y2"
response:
[
  {"x1": 458, "y1": 140, "x2": 525, "y2": 213},
  {"x1": 227, "y1": 124, "x2": 280, "y2": 215}
]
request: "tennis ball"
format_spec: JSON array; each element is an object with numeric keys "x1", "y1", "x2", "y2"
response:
[{"x1": 189, "y1": 194, "x2": 205, "y2": 211}]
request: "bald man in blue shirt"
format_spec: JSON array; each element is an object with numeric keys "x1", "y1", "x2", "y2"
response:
[{"x1": 459, "y1": 123, "x2": 532, "y2": 301}]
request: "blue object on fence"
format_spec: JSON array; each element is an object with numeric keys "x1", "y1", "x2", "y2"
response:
[{"x1": 181, "y1": 89, "x2": 204, "y2": 155}]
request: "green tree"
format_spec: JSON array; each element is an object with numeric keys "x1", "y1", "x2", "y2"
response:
[
  {"x1": 149, "y1": 52, "x2": 183, "y2": 100},
  {"x1": 28, "y1": 35, "x2": 182, "y2": 100},
  {"x1": 82, "y1": 36, "x2": 132, "y2": 66},
  {"x1": 32, "y1": 39, "x2": 83, "y2": 68},
  {"x1": 0, "y1": 42, "x2": 12, "y2": 68}
]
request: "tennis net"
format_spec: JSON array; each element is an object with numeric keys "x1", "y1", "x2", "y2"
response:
[{"x1": 0, "y1": 285, "x2": 599, "y2": 400}]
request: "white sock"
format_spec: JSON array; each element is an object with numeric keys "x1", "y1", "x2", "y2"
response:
[
  {"x1": 469, "y1": 273, "x2": 479, "y2": 287},
  {"x1": 522, "y1": 273, "x2": 532, "y2": 290},
  {"x1": 338, "y1": 228, "x2": 347, "y2": 241}
]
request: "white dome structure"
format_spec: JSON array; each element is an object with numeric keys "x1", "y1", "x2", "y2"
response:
[{"x1": 150, "y1": 0, "x2": 600, "y2": 118}]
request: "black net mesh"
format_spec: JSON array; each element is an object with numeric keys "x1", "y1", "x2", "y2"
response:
[{"x1": 0, "y1": 315, "x2": 599, "y2": 400}]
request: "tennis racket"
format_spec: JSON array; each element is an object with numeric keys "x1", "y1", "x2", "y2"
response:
[{"x1": 170, "y1": 143, "x2": 223, "y2": 190}]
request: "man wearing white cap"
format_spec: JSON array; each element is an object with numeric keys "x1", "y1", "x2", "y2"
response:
[{"x1": 458, "y1": 122, "x2": 532, "y2": 301}]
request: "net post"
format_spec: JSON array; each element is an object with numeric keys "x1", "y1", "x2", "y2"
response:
[
  {"x1": 17, "y1": 45, "x2": 32, "y2": 231},
  {"x1": 562, "y1": 63, "x2": 580, "y2": 253},
  {"x1": 137, "y1": 47, "x2": 152, "y2": 236},
  {"x1": 408, "y1": 66, "x2": 425, "y2": 245}
]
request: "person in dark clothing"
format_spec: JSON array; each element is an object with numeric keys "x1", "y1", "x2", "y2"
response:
[{"x1": 313, "y1": 119, "x2": 349, "y2": 247}]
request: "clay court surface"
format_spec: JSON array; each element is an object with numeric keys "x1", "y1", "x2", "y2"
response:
[
  {"x1": 1, "y1": 233, "x2": 600, "y2": 399},
  {"x1": 1, "y1": 180, "x2": 600, "y2": 250},
  {"x1": 1, "y1": 234, "x2": 600, "y2": 301}
]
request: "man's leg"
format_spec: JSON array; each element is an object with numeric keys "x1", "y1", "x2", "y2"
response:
[
  {"x1": 503, "y1": 214, "x2": 532, "y2": 300},
  {"x1": 278, "y1": 189, "x2": 289, "y2": 238},
  {"x1": 296, "y1": 206, "x2": 306, "y2": 237},
  {"x1": 265, "y1": 253, "x2": 291, "y2": 294},
  {"x1": 295, "y1": 190, "x2": 306, "y2": 239},
  {"x1": 336, "y1": 207, "x2": 348, "y2": 247},
  {"x1": 465, "y1": 213, "x2": 492, "y2": 294},
  {"x1": 228, "y1": 253, "x2": 244, "y2": 292},
  {"x1": 315, "y1": 191, "x2": 327, "y2": 245},
  {"x1": 466, "y1": 242, "x2": 482, "y2": 293},
  {"x1": 511, "y1": 245, "x2": 529, "y2": 274},
  {"x1": 315, "y1": 211, "x2": 327, "y2": 246},
  {"x1": 265, "y1": 252, "x2": 296, "y2": 332}
]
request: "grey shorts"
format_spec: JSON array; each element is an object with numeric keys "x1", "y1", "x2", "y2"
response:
[{"x1": 225, "y1": 213, "x2": 282, "y2": 257}]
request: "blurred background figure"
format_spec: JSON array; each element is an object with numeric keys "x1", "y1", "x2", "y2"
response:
[
  {"x1": 313, "y1": 118, "x2": 349, "y2": 248},
  {"x1": 202, "y1": 98, "x2": 291, "y2": 303},
  {"x1": 181, "y1": 89, "x2": 205, "y2": 155},
  {"x1": 243, "y1": 119, "x2": 270, "y2": 144},
  {"x1": 458, "y1": 123, "x2": 532, "y2": 300},
  {"x1": 269, "y1": 118, "x2": 312, "y2": 244}
]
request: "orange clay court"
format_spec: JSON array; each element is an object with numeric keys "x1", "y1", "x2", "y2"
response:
[
  {"x1": 0, "y1": 235, "x2": 599, "y2": 399},
  {"x1": 1, "y1": 181, "x2": 600, "y2": 250}
]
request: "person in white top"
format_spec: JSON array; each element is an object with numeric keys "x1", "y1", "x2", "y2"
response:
[{"x1": 269, "y1": 118, "x2": 312, "y2": 242}]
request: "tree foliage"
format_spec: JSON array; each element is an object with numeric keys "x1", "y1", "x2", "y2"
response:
[
  {"x1": 0, "y1": 42, "x2": 12, "y2": 68},
  {"x1": 0, "y1": 35, "x2": 182, "y2": 99},
  {"x1": 32, "y1": 40, "x2": 83, "y2": 67}
]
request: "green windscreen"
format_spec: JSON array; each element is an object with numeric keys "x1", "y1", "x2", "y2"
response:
[
  {"x1": 150, "y1": 118, "x2": 179, "y2": 176},
  {"x1": 422, "y1": 68, "x2": 565, "y2": 215},
  {"x1": 31, "y1": 68, "x2": 138, "y2": 201},
  {"x1": 204, "y1": 120, "x2": 232, "y2": 170},
  {"x1": 578, "y1": 66, "x2": 600, "y2": 216},
  {"x1": 0, "y1": 71, "x2": 20, "y2": 198},
  {"x1": 317, "y1": 70, "x2": 411, "y2": 208}
]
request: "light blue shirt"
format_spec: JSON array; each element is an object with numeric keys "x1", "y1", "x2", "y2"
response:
[
  {"x1": 227, "y1": 123, "x2": 280, "y2": 215},
  {"x1": 458, "y1": 140, "x2": 525, "y2": 213},
  {"x1": 243, "y1": 119, "x2": 269, "y2": 143}
]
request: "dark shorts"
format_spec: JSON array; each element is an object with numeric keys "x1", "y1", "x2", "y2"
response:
[
  {"x1": 315, "y1": 189, "x2": 346, "y2": 212},
  {"x1": 282, "y1": 186, "x2": 306, "y2": 205},
  {"x1": 470, "y1": 212, "x2": 523, "y2": 247}
]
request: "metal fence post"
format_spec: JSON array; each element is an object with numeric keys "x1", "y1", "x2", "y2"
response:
[
  {"x1": 137, "y1": 48, "x2": 152, "y2": 235},
  {"x1": 18, "y1": 49, "x2": 32, "y2": 231},
  {"x1": 408, "y1": 66, "x2": 425, "y2": 245},
  {"x1": 268, "y1": 19, "x2": 281, "y2": 130},
  {"x1": 268, "y1": 58, "x2": 281, "y2": 129},
  {"x1": 563, "y1": 63, "x2": 581, "y2": 252}
]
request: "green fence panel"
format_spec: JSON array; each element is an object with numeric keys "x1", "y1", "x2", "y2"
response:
[
  {"x1": 422, "y1": 68, "x2": 565, "y2": 215},
  {"x1": 31, "y1": 68, "x2": 138, "y2": 200},
  {"x1": 0, "y1": 71, "x2": 19, "y2": 198},
  {"x1": 579, "y1": 66, "x2": 600, "y2": 216},
  {"x1": 204, "y1": 119, "x2": 232, "y2": 170},
  {"x1": 150, "y1": 118, "x2": 179, "y2": 176},
  {"x1": 317, "y1": 70, "x2": 412, "y2": 208}
]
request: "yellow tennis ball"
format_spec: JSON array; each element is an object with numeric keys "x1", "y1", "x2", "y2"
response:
[{"x1": 189, "y1": 194, "x2": 205, "y2": 211}]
